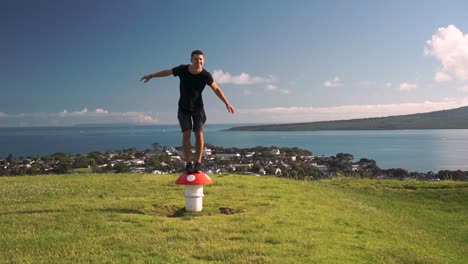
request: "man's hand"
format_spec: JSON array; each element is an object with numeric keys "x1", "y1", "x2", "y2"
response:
[
  {"x1": 226, "y1": 103, "x2": 235, "y2": 114},
  {"x1": 140, "y1": 70, "x2": 172, "y2": 83},
  {"x1": 140, "y1": 75, "x2": 152, "y2": 83}
]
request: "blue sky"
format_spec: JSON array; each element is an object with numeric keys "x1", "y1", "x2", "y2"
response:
[{"x1": 1, "y1": 0, "x2": 468, "y2": 126}]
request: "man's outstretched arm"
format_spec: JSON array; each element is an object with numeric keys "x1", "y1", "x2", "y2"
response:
[
  {"x1": 209, "y1": 81, "x2": 235, "y2": 114},
  {"x1": 140, "y1": 69, "x2": 173, "y2": 83}
]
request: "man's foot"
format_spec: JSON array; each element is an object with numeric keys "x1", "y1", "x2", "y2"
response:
[
  {"x1": 185, "y1": 162, "x2": 193, "y2": 172},
  {"x1": 194, "y1": 162, "x2": 203, "y2": 172}
]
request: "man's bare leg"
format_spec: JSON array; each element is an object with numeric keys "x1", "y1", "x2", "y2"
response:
[
  {"x1": 195, "y1": 131, "x2": 204, "y2": 163},
  {"x1": 182, "y1": 130, "x2": 192, "y2": 163},
  {"x1": 194, "y1": 131, "x2": 204, "y2": 171}
]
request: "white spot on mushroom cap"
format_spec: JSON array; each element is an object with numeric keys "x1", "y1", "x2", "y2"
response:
[{"x1": 187, "y1": 175, "x2": 196, "y2": 182}]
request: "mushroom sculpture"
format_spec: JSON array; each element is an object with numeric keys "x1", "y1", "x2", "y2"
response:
[{"x1": 175, "y1": 171, "x2": 213, "y2": 212}]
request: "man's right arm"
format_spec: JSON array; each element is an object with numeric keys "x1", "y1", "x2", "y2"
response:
[{"x1": 140, "y1": 69, "x2": 173, "y2": 83}]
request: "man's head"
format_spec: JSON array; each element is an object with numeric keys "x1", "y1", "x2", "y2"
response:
[{"x1": 190, "y1": 50, "x2": 205, "y2": 68}]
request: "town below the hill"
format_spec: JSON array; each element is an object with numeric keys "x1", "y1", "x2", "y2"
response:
[{"x1": 1, "y1": 143, "x2": 467, "y2": 181}]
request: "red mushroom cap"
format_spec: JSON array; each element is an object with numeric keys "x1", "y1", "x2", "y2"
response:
[{"x1": 175, "y1": 171, "x2": 213, "y2": 185}]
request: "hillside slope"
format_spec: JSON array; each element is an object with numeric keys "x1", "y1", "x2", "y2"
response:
[
  {"x1": 1, "y1": 173, "x2": 467, "y2": 263},
  {"x1": 227, "y1": 106, "x2": 468, "y2": 131}
]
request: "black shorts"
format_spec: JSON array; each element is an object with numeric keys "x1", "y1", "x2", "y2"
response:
[{"x1": 177, "y1": 109, "x2": 207, "y2": 132}]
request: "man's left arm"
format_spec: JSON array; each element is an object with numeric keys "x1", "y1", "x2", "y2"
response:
[{"x1": 209, "y1": 81, "x2": 235, "y2": 114}]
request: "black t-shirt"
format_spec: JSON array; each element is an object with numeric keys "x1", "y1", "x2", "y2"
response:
[{"x1": 172, "y1": 64, "x2": 214, "y2": 114}]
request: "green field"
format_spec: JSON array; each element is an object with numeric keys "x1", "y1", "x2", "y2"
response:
[{"x1": 1, "y1": 174, "x2": 467, "y2": 263}]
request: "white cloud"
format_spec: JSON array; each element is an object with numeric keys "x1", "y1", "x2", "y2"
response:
[
  {"x1": 264, "y1": 84, "x2": 290, "y2": 94},
  {"x1": 235, "y1": 97, "x2": 468, "y2": 123},
  {"x1": 95, "y1": 108, "x2": 109, "y2": 114},
  {"x1": 120, "y1": 112, "x2": 159, "y2": 124},
  {"x1": 358, "y1": 81, "x2": 377, "y2": 87},
  {"x1": 0, "y1": 112, "x2": 7, "y2": 118},
  {"x1": 385, "y1": 82, "x2": 392, "y2": 88},
  {"x1": 424, "y1": 24, "x2": 468, "y2": 82},
  {"x1": 59, "y1": 108, "x2": 110, "y2": 117},
  {"x1": 458, "y1": 85, "x2": 468, "y2": 93},
  {"x1": 434, "y1": 71, "x2": 453, "y2": 82},
  {"x1": 212, "y1": 69, "x2": 275, "y2": 85},
  {"x1": 0, "y1": 108, "x2": 161, "y2": 127},
  {"x1": 399, "y1": 82, "x2": 417, "y2": 91},
  {"x1": 323, "y1": 76, "x2": 343, "y2": 87},
  {"x1": 266, "y1": 84, "x2": 278, "y2": 91}
]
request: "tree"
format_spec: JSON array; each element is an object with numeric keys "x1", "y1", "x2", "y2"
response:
[
  {"x1": 251, "y1": 163, "x2": 262, "y2": 173},
  {"x1": 114, "y1": 162, "x2": 130, "y2": 173},
  {"x1": 54, "y1": 160, "x2": 72, "y2": 174},
  {"x1": 73, "y1": 156, "x2": 93, "y2": 168},
  {"x1": 51, "y1": 152, "x2": 69, "y2": 160},
  {"x1": 88, "y1": 152, "x2": 105, "y2": 165},
  {"x1": 359, "y1": 159, "x2": 381, "y2": 176},
  {"x1": 147, "y1": 157, "x2": 162, "y2": 170},
  {"x1": 26, "y1": 163, "x2": 43, "y2": 175},
  {"x1": 124, "y1": 148, "x2": 137, "y2": 155},
  {"x1": 0, "y1": 166, "x2": 9, "y2": 176},
  {"x1": 384, "y1": 168, "x2": 408, "y2": 179},
  {"x1": 336, "y1": 153, "x2": 354, "y2": 162},
  {"x1": 6, "y1": 154, "x2": 16, "y2": 165},
  {"x1": 437, "y1": 170, "x2": 467, "y2": 181},
  {"x1": 52, "y1": 153, "x2": 72, "y2": 174},
  {"x1": 152, "y1": 142, "x2": 163, "y2": 152}
]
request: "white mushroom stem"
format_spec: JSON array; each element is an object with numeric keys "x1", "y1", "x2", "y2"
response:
[{"x1": 184, "y1": 185, "x2": 204, "y2": 212}]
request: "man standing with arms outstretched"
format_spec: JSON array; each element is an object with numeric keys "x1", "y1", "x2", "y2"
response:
[{"x1": 140, "y1": 50, "x2": 235, "y2": 172}]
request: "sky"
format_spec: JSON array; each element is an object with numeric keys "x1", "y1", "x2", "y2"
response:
[{"x1": 1, "y1": 0, "x2": 468, "y2": 127}]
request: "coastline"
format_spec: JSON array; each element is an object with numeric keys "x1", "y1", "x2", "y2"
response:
[
  {"x1": 1, "y1": 126, "x2": 468, "y2": 172},
  {"x1": 1, "y1": 144, "x2": 466, "y2": 180}
]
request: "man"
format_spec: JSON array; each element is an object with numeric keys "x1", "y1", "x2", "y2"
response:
[{"x1": 140, "y1": 50, "x2": 235, "y2": 172}]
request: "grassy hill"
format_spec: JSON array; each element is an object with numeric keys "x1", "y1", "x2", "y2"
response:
[
  {"x1": 227, "y1": 106, "x2": 468, "y2": 131},
  {"x1": 1, "y1": 173, "x2": 467, "y2": 263}
]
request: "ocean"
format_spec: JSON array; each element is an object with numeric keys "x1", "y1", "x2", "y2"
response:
[{"x1": 1, "y1": 124, "x2": 467, "y2": 172}]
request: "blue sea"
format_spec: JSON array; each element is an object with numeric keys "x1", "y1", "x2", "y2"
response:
[{"x1": 1, "y1": 124, "x2": 468, "y2": 172}]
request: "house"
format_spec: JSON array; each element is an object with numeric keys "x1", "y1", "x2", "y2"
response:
[
  {"x1": 171, "y1": 155, "x2": 182, "y2": 161},
  {"x1": 131, "y1": 159, "x2": 145, "y2": 166},
  {"x1": 206, "y1": 168, "x2": 222, "y2": 174},
  {"x1": 130, "y1": 167, "x2": 146, "y2": 173},
  {"x1": 312, "y1": 164, "x2": 328, "y2": 172},
  {"x1": 216, "y1": 153, "x2": 240, "y2": 160},
  {"x1": 245, "y1": 152, "x2": 255, "y2": 158},
  {"x1": 274, "y1": 168, "x2": 282, "y2": 176},
  {"x1": 144, "y1": 152, "x2": 159, "y2": 158},
  {"x1": 203, "y1": 148, "x2": 212, "y2": 156}
]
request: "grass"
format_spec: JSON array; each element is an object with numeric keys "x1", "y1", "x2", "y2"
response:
[
  {"x1": 72, "y1": 168, "x2": 93, "y2": 174},
  {"x1": 0, "y1": 173, "x2": 467, "y2": 263}
]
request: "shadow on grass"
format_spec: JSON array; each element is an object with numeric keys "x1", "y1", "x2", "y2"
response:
[
  {"x1": 158, "y1": 207, "x2": 206, "y2": 218},
  {"x1": 89, "y1": 206, "x2": 208, "y2": 218},
  {"x1": 91, "y1": 208, "x2": 146, "y2": 215},
  {"x1": 166, "y1": 207, "x2": 189, "y2": 218},
  {"x1": 147, "y1": 204, "x2": 202, "y2": 218},
  {"x1": 0, "y1": 209, "x2": 63, "y2": 215}
]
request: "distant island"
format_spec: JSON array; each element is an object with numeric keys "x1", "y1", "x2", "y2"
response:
[
  {"x1": 226, "y1": 106, "x2": 468, "y2": 131},
  {"x1": 73, "y1": 123, "x2": 136, "y2": 127}
]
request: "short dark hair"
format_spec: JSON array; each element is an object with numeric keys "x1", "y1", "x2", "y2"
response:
[{"x1": 191, "y1": 50, "x2": 204, "y2": 58}]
